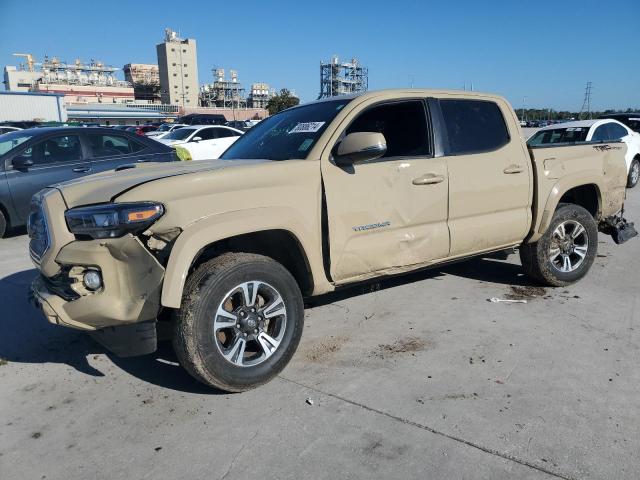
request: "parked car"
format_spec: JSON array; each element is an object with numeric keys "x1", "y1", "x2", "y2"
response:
[
  {"x1": 145, "y1": 123, "x2": 188, "y2": 139},
  {"x1": 225, "y1": 120, "x2": 249, "y2": 131},
  {"x1": 126, "y1": 125, "x2": 158, "y2": 136},
  {"x1": 528, "y1": 119, "x2": 640, "y2": 187},
  {"x1": 0, "y1": 126, "x2": 22, "y2": 135},
  {"x1": 28, "y1": 90, "x2": 633, "y2": 392},
  {"x1": 157, "y1": 125, "x2": 243, "y2": 160},
  {"x1": 112, "y1": 125, "x2": 131, "y2": 130},
  {"x1": 0, "y1": 127, "x2": 177, "y2": 237},
  {"x1": 599, "y1": 113, "x2": 640, "y2": 133},
  {"x1": 175, "y1": 113, "x2": 228, "y2": 126}
]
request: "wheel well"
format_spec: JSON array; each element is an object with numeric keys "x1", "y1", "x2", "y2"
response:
[
  {"x1": 190, "y1": 230, "x2": 314, "y2": 296},
  {"x1": 559, "y1": 184, "x2": 599, "y2": 217}
]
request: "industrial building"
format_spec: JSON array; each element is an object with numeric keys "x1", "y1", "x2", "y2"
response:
[
  {"x1": 156, "y1": 29, "x2": 199, "y2": 106},
  {"x1": 0, "y1": 91, "x2": 67, "y2": 122},
  {"x1": 124, "y1": 63, "x2": 161, "y2": 102},
  {"x1": 200, "y1": 69, "x2": 246, "y2": 108},
  {"x1": 248, "y1": 83, "x2": 275, "y2": 109},
  {"x1": 318, "y1": 56, "x2": 368, "y2": 98},
  {"x1": 3, "y1": 54, "x2": 134, "y2": 104}
]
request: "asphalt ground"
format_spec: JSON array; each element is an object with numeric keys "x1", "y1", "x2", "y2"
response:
[{"x1": 1, "y1": 187, "x2": 639, "y2": 480}]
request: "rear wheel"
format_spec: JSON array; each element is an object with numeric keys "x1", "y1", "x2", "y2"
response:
[
  {"x1": 520, "y1": 203, "x2": 598, "y2": 286},
  {"x1": 0, "y1": 210, "x2": 6, "y2": 238},
  {"x1": 627, "y1": 158, "x2": 639, "y2": 188},
  {"x1": 173, "y1": 253, "x2": 304, "y2": 392}
]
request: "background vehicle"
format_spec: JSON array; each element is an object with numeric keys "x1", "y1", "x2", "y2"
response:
[
  {"x1": 29, "y1": 90, "x2": 632, "y2": 392},
  {"x1": 175, "y1": 113, "x2": 227, "y2": 126},
  {"x1": 158, "y1": 125, "x2": 243, "y2": 160},
  {"x1": 126, "y1": 125, "x2": 158, "y2": 136},
  {"x1": 145, "y1": 123, "x2": 188, "y2": 139},
  {"x1": 599, "y1": 113, "x2": 640, "y2": 133},
  {"x1": 225, "y1": 120, "x2": 249, "y2": 131},
  {"x1": 0, "y1": 126, "x2": 22, "y2": 135},
  {"x1": 0, "y1": 127, "x2": 176, "y2": 237},
  {"x1": 528, "y1": 119, "x2": 640, "y2": 187}
]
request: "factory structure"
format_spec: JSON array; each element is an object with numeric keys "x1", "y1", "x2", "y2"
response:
[
  {"x1": 123, "y1": 63, "x2": 160, "y2": 102},
  {"x1": 4, "y1": 54, "x2": 134, "y2": 104},
  {"x1": 1, "y1": 29, "x2": 367, "y2": 124},
  {"x1": 199, "y1": 69, "x2": 276, "y2": 109},
  {"x1": 318, "y1": 56, "x2": 368, "y2": 99}
]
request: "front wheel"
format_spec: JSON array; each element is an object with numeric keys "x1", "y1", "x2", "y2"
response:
[
  {"x1": 520, "y1": 204, "x2": 598, "y2": 286},
  {"x1": 627, "y1": 158, "x2": 639, "y2": 188},
  {"x1": 173, "y1": 253, "x2": 304, "y2": 392}
]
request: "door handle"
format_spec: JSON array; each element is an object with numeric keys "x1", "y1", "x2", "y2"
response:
[
  {"x1": 412, "y1": 173, "x2": 445, "y2": 185},
  {"x1": 503, "y1": 164, "x2": 524, "y2": 174},
  {"x1": 72, "y1": 167, "x2": 91, "y2": 173}
]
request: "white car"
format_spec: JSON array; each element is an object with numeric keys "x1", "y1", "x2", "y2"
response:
[
  {"x1": 528, "y1": 119, "x2": 640, "y2": 188},
  {"x1": 146, "y1": 123, "x2": 188, "y2": 139},
  {"x1": 157, "y1": 125, "x2": 244, "y2": 160}
]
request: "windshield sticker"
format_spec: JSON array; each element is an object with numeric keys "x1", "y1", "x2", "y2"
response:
[
  {"x1": 289, "y1": 122, "x2": 325, "y2": 134},
  {"x1": 298, "y1": 138, "x2": 314, "y2": 151}
]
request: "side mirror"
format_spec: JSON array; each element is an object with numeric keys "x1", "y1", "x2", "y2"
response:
[
  {"x1": 191, "y1": 136, "x2": 202, "y2": 142},
  {"x1": 333, "y1": 132, "x2": 387, "y2": 166},
  {"x1": 12, "y1": 155, "x2": 34, "y2": 170}
]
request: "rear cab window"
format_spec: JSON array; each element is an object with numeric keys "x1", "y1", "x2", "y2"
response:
[{"x1": 439, "y1": 99, "x2": 510, "y2": 155}]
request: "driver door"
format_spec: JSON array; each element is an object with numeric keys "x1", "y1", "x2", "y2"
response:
[{"x1": 321, "y1": 98, "x2": 450, "y2": 283}]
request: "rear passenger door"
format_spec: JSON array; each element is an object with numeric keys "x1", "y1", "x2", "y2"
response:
[
  {"x1": 437, "y1": 98, "x2": 532, "y2": 256},
  {"x1": 6, "y1": 134, "x2": 89, "y2": 224},
  {"x1": 86, "y1": 133, "x2": 151, "y2": 173}
]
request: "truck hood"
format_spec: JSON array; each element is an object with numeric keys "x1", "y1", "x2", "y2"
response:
[{"x1": 53, "y1": 159, "x2": 268, "y2": 208}]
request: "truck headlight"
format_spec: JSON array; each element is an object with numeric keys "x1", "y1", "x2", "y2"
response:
[{"x1": 65, "y1": 202, "x2": 164, "y2": 239}]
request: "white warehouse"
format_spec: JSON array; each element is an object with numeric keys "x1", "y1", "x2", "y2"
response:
[{"x1": 0, "y1": 91, "x2": 67, "y2": 122}]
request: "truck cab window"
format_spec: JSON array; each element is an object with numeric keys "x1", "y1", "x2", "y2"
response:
[
  {"x1": 346, "y1": 101, "x2": 431, "y2": 158},
  {"x1": 440, "y1": 99, "x2": 509, "y2": 155}
]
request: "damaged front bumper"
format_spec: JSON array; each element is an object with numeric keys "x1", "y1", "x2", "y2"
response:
[{"x1": 30, "y1": 234, "x2": 165, "y2": 332}]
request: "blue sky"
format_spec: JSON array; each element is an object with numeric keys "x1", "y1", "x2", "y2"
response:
[{"x1": 1, "y1": 0, "x2": 638, "y2": 111}]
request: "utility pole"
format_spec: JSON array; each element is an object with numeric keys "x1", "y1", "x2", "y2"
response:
[
  {"x1": 579, "y1": 82, "x2": 592, "y2": 120},
  {"x1": 521, "y1": 96, "x2": 527, "y2": 122}
]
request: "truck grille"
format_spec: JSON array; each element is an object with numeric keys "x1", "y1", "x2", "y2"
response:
[{"x1": 28, "y1": 191, "x2": 51, "y2": 264}]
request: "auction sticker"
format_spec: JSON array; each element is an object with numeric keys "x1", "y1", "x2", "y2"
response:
[{"x1": 289, "y1": 122, "x2": 325, "y2": 134}]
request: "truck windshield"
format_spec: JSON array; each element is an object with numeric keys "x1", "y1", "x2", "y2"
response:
[
  {"x1": 220, "y1": 99, "x2": 351, "y2": 160},
  {"x1": 528, "y1": 127, "x2": 590, "y2": 146},
  {"x1": 0, "y1": 130, "x2": 36, "y2": 156}
]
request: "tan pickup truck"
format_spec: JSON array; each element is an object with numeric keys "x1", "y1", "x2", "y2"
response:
[{"x1": 29, "y1": 89, "x2": 636, "y2": 392}]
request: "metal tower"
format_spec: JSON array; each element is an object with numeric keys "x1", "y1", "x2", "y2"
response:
[
  {"x1": 318, "y1": 56, "x2": 368, "y2": 99},
  {"x1": 579, "y1": 82, "x2": 593, "y2": 119}
]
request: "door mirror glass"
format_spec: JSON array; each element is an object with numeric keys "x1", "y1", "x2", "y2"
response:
[
  {"x1": 12, "y1": 154, "x2": 34, "y2": 169},
  {"x1": 333, "y1": 132, "x2": 387, "y2": 166},
  {"x1": 191, "y1": 136, "x2": 202, "y2": 142}
]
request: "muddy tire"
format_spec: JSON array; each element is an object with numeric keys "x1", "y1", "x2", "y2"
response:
[
  {"x1": 0, "y1": 210, "x2": 6, "y2": 239},
  {"x1": 173, "y1": 252, "x2": 304, "y2": 392},
  {"x1": 627, "y1": 158, "x2": 639, "y2": 188},
  {"x1": 520, "y1": 203, "x2": 598, "y2": 287}
]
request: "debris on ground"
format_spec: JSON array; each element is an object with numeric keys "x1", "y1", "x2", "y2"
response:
[
  {"x1": 370, "y1": 337, "x2": 429, "y2": 359},
  {"x1": 504, "y1": 285, "x2": 547, "y2": 301},
  {"x1": 489, "y1": 297, "x2": 527, "y2": 304},
  {"x1": 305, "y1": 397, "x2": 314, "y2": 406}
]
